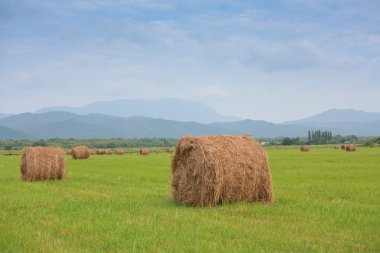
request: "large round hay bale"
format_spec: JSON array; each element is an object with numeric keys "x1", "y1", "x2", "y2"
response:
[
  {"x1": 346, "y1": 145, "x2": 356, "y2": 152},
  {"x1": 71, "y1": 145, "x2": 90, "y2": 159},
  {"x1": 20, "y1": 146, "x2": 66, "y2": 181},
  {"x1": 140, "y1": 148, "x2": 150, "y2": 155},
  {"x1": 172, "y1": 135, "x2": 274, "y2": 207},
  {"x1": 300, "y1": 145, "x2": 310, "y2": 152},
  {"x1": 115, "y1": 148, "x2": 124, "y2": 155}
]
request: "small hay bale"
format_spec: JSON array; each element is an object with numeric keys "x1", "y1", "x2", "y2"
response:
[
  {"x1": 171, "y1": 135, "x2": 273, "y2": 207},
  {"x1": 346, "y1": 145, "x2": 356, "y2": 152},
  {"x1": 341, "y1": 144, "x2": 346, "y2": 150},
  {"x1": 20, "y1": 146, "x2": 66, "y2": 181},
  {"x1": 167, "y1": 148, "x2": 175, "y2": 154},
  {"x1": 115, "y1": 148, "x2": 124, "y2": 155},
  {"x1": 140, "y1": 148, "x2": 150, "y2": 155},
  {"x1": 96, "y1": 149, "x2": 106, "y2": 155},
  {"x1": 71, "y1": 145, "x2": 90, "y2": 160},
  {"x1": 300, "y1": 145, "x2": 310, "y2": 152}
]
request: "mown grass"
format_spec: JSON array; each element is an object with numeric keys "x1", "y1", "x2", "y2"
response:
[{"x1": 0, "y1": 147, "x2": 379, "y2": 252}]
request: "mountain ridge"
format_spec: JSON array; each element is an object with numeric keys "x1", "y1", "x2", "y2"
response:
[
  {"x1": 35, "y1": 98, "x2": 240, "y2": 124},
  {"x1": 1, "y1": 108, "x2": 380, "y2": 140}
]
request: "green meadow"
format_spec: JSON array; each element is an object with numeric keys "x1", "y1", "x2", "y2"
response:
[{"x1": 0, "y1": 147, "x2": 379, "y2": 252}]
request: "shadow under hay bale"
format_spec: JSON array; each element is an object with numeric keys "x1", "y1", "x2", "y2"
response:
[
  {"x1": 140, "y1": 148, "x2": 150, "y2": 155},
  {"x1": 346, "y1": 145, "x2": 356, "y2": 152},
  {"x1": 115, "y1": 148, "x2": 124, "y2": 155},
  {"x1": 172, "y1": 135, "x2": 273, "y2": 207},
  {"x1": 20, "y1": 146, "x2": 66, "y2": 181},
  {"x1": 300, "y1": 145, "x2": 310, "y2": 152},
  {"x1": 71, "y1": 145, "x2": 90, "y2": 160}
]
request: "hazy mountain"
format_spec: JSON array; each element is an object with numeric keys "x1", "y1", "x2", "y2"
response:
[
  {"x1": 1, "y1": 110, "x2": 379, "y2": 140},
  {"x1": 0, "y1": 125, "x2": 33, "y2": 140},
  {"x1": 35, "y1": 99, "x2": 240, "y2": 123},
  {"x1": 0, "y1": 113, "x2": 12, "y2": 119},
  {"x1": 284, "y1": 109, "x2": 380, "y2": 136},
  {"x1": 0, "y1": 111, "x2": 314, "y2": 139},
  {"x1": 285, "y1": 109, "x2": 380, "y2": 125}
]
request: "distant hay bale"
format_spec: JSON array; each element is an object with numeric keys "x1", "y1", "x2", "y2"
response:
[
  {"x1": 172, "y1": 135, "x2": 273, "y2": 207},
  {"x1": 115, "y1": 148, "x2": 124, "y2": 155},
  {"x1": 20, "y1": 146, "x2": 66, "y2": 181},
  {"x1": 71, "y1": 145, "x2": 90, "y2": 160},
  {"x1": 167, "y1": 148, "x2": 175, "y2": 154},
  {"x1": 96, "y1": 149, "x2": 106, "y2": 155},
  {"x1": 346, "y1": 145, "x2": 356, "y2": 152},
  {"x1": 140, "y1": 148, "x2": 150, "y2": 155},
  {"x1": 341, "y1": 144, "x2": 346, "y2": 150},
  {"x1": 300, "y1": 145, "x2": 310, "y2": 152},
  {"x1": 66, "y1": 149, "x2": 72, "y2": 155},
  {"x1": 96, "y1": 149, "x2": 112, "y2": 155}
]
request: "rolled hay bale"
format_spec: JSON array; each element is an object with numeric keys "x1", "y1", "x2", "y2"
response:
[
  {"x1": 346, "y1": 144, "x2": 356, "y2": 152},
  {"x1": 71, "y1": 145, "x2": 90, "y2": 160},
  {"x1": 105, "y1": 149, "x2": 113, "y2": 155},
  {"x1": 140, "y1": 148, "x2": 150, "y2": 155},
  {"x1": 341, "y1": 144, "x2": 346, "y2": 150},
  {"x1": 115, "y1": 148, "x2": 125, "y2": 155},
  {"x1": 167, "y1": 148, "x2": 175, "y2": 154},
  {"x1": 300, "y1": 145, "x2": 310, "y2": 152},
  {"x1": 66, "y1": 149, "x2": 72, "y2": 155},
  {"x1": 20, "y1": 146, "x2": 66, "y2": 181},
  {"x1": 172, "y1": 135, "x2": 273, "y2": 207},
  {"x1": 96, "y1": 149, "x2": 106, "y2": 155}
]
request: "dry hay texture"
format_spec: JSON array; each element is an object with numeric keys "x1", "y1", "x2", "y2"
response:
[
  {"x1": 20, "y1": 146, "x2": 66, "y2": 181},
  {"x1": 115, "y1": 148, "x2": 125, "y2": 155},
  {"x1": 172, "y1": 135, "x2": 274, "y2": 207},
  {"x1": 140, "y1": 148, "x2": 150, "y2": 155},
  {"x1": 71, "y1": 145, "x2": 90, "y2": 159},
  {"x1": 300, "y1": 145, "x2": 310, "y2": 152},
  {"x1": 346, "y1": 145, "x2": 356, "y2": 152}
]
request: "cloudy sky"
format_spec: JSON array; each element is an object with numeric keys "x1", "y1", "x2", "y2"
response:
[{"x1": 1, "y1": 0, "x2": 379, "y2": 122}]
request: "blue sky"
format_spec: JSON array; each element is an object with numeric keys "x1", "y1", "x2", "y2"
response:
[{"x1": 1, "y1": 0, "x2": 379, "y2": 122}]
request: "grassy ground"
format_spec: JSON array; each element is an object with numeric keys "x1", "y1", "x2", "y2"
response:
[{"x1": 0, "y1": 147, "x2": 379, "y2": 252}]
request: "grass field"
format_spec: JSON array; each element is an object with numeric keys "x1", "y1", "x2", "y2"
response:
[{"x1": 0, "y1": 147, "x2": 379, "y2": 252}]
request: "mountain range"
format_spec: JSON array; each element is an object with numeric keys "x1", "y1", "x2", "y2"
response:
[
  {"x1": 0, "y1": 99, "x2": 379, "y2": 140},
  {"x1": 36, "y1": 99, "x2": 239, "y2": 123}
]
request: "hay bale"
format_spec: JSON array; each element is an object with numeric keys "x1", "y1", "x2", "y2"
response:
[
  {"x1": 341, "y1": 144, "x2": 346, "y2": 150},
  {"x1": 96, "y1": 149, "x2": 106, "y2": 155},
  {"x1": 346, "y1": 145, "x2": 356, "y2": 152},
  {"x1": 140, "y1": 148, "x2": 150, "y2": 155},
  {"x1": 167, "y1": 148, "x2": 175, "y2": 154},
  {"x1": 71, "y1": 145, "x2": 90, "y2": 160},
  {"x1": 96, "y1": 149, "x2": 112, "y2": 155},
  {"x1": 115, "y1": 148, "x2": 124, "y2": 155},
  {"x1": 300, "y1": 145, "x2": 310, "y2": 152},
  {"x1": 20, "y1": 146, "x2": 66, "y2": 181},
  {"x1": 171, "y1": 135, "x2": 273, "y2": 207}
]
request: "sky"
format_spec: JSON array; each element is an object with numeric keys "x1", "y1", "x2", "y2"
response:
[{"x1": 0, "y1": 0, "x2": 379, "y2": 122}]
